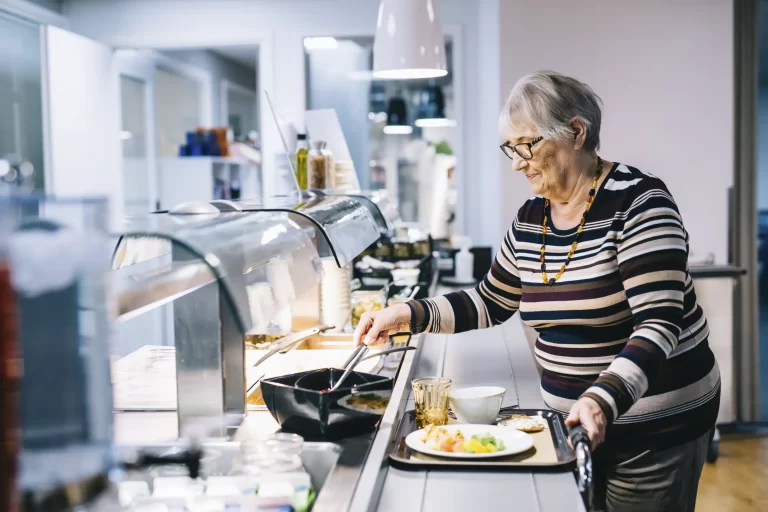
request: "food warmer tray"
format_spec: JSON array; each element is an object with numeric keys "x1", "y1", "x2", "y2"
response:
[{"x1": 388, "y1": 408, "x2": 576, "y2": 471}]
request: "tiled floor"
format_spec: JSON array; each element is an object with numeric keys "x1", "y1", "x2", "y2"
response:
[{"x1": 696, "y1": 437, "x2": 768, "y2": 511}]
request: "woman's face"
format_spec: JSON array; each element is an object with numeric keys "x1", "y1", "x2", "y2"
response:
[{"x1": 502, "y1": 118, "x2": 577, "y2": 199}]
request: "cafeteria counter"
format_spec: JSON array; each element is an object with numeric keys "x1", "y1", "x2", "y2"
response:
[
  {"x1": 111, "y1": 317, "x2": 583, "y2": 511},
  {"x1": 351, "y1": 317, "x2": 584, "y2": 512}
]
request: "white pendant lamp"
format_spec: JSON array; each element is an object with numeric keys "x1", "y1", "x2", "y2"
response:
[{"x1": 373, "y1": 0, "x2": 447, "y2": 80}]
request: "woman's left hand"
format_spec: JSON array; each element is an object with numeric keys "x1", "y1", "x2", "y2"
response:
[{"x1": 565, "y1": 397, "x2": 607, "y2": 450}]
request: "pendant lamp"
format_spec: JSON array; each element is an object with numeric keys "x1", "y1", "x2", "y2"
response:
[
  {"x1": 415, "y1": 85, "x2": 456, "y2": 127},
  {"x1": 373, "y1": 0, "x2": 447, "y2": 80},
  {"x1": 383, "y1": 95, "x2": 413, "y2": 135}
]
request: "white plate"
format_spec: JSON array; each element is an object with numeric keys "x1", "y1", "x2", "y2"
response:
[{"x1": 405, "y1": 424, "x2": 534, "y2": 459}]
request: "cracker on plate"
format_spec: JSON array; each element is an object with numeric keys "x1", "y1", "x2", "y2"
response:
[{"x1": 498, "y1": 414, "x2": 546, "y2": 433}]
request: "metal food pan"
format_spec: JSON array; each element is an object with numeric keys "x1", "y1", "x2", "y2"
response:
[{"x1": 388, "y1": 407, "x2": 575, "y2": 471}]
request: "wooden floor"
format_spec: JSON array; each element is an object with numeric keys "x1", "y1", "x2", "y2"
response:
[{"x1": 696, "y1": 437, "x2": 768, "y2": 511}]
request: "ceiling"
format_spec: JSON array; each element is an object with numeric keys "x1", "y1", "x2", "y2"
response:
[{"x1": 212, "y1": 46, "x2": 259, "y2": 71}]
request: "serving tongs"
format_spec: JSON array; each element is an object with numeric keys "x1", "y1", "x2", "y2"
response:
[
  {"x1": 251, "y1": 324, "x2": 335, "y2": 370},
  {"x1": 328, "y1": 342, "x2": 416, "y2": 392}
]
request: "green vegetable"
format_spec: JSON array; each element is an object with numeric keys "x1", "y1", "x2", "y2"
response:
[
  {"x1": 292, "y1": 486, "x2": 316, "y2": 512},
  {"x1": 472, "y1": 434, "x2": 505, "y2": 451}
]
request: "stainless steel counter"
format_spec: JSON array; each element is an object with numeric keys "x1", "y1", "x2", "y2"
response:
[
  {"x1": 111, "y1": 317, "x2": 583, "y2": 511},
  {"x1": 349, "y1": 318, "x2": 585, "y2": 512}
]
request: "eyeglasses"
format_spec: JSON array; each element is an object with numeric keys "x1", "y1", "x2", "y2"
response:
[{"x1": 500, "y1": 136, "x2": 543, "y2": 160}]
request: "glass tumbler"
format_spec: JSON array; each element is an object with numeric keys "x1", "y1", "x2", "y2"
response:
[{"x1": 412, "y1": 377, "x2": 452, "y2": 429}]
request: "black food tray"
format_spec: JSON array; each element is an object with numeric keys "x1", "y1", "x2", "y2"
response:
[{"x1": 388, "y1": 407, "x2": 576, "y2": 471}]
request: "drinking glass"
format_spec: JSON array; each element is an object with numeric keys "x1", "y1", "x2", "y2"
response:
[{"x1": 412, "y1": 377, "x2": 452, "y2": 429}]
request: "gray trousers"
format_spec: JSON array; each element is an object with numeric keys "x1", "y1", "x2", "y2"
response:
[{"x1": 592, "y1": 430, "x2": 711, "y2": 512}]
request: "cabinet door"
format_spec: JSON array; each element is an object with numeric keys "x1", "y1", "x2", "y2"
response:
[
  {"x1": 0, "y1": 13, "x2": 45, "y2": 190},
  {"x1": 43, "y1": 25, "x2": 123, "y2": 228}
]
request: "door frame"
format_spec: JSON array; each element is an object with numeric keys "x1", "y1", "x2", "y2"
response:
[
  {"x1": 116, "y1": 57, "x2": 158, "y2": 213},
  {"x1": 733, "y1": 0, "x2": 760, "y2": 421}
]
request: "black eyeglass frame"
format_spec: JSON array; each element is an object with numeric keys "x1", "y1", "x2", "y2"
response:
[{"x1": 500, "y1": 136, "x2": 544, "y2": 160}]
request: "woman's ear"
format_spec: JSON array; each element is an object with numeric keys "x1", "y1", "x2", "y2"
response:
[{"x1": 569, "y1": 117, "x2": 588, "y2": 150}]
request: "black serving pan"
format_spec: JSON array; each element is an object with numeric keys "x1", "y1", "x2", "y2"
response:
[{"x1": 260, "y1": 368, "x2": 394, "y2": 438}]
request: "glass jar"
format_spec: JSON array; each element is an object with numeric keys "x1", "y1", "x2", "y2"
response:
[
  {"x1": 308, "y1": 140, "x2": 329, "y2": 190},
  {"x1": 392, "y1": 240, "x2": 411, "y2": 259},
  {"x1": 412, "y1": 239, "x2": 431, "y2": 257},
  {"x1": 321, "y1": 143, "x2": 334, "y2": 188},
  {"x1": 374, "y1": 239, "x2": 392, "y2": 260},
  {"x1": 240, "y1": 433, "x2": 304, "y2": 476},
  {"x1": 351, "y1": 288, "x2": 386, "y2": 328}
]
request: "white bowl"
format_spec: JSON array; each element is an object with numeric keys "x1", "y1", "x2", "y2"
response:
[
  {"x1": 391, "y1": 268, "x2": 420, "y2": 286},
  {"x1": 449, "y1": 386, "x2": 506, "y2": 425}
]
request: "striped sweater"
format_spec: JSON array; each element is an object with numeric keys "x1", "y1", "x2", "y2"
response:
[{"x1": 409, "y1": 163, "x2": 720, "y2": 450}]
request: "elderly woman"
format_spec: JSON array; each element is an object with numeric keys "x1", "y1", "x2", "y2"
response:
[{"x1": 354, "y1": 71, "x2": 720, "y2": 512}]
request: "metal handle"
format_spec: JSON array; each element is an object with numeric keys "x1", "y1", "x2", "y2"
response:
[
  {"x1": 568, "y1": 425, "x2": 593, "y2": 511},
  {"x1": 359, "y1": 345, "x2": 416, "y2": 362},
  {"x1": 252, "y1": 325, "x2": 333, "y2": 368},
  {"x1": 341, "y1": 344, "x2": 366, "y2": 370},
  {"x1": 278, "y1": 324, "x2": 335, "y2": 354},
  {"x1": 331, "y1": 345, "x2": 370, "y2": 392}
]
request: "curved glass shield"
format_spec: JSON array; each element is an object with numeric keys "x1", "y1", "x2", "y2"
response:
[
  {"x1": 322, "y1": 189, "x2": 401, "y2": 235},
  {"x1": 235, "y1": 194, "x2": 381, "y2": 267},
  {"x1": 112, "y1": 211, "x2": 323, "y2": 334}
]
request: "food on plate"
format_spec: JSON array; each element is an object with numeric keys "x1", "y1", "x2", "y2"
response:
[
  {"x1": 346, "y1": 393, "x2": 390, "y2": 411},
  {"x1": 245, "y1": 333, "x2": 284, "y2": 349},
  {"x1": 498, "y1": 414, "x2": 546, "y2": 433},
  {"x1": 421, "y1": 425, "x2": 506, "y2": 454}
]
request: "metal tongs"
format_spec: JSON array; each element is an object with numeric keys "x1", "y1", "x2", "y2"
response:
[
  {"x1": 568, "y1": 425, "x2": 593, "y2": 511},
  {"x1": 330, "y1": 343, "x2": 416, "y2": 392},
  {"x1": 252, "y1": 324, "x2": 334, "y2": 369}
]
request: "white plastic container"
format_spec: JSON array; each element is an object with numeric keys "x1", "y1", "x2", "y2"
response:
[
  {"x1": 319, "y1": 260, "x2": 352, "y2": 332},
  {"x1": 453, "y1": 236, "x2": 474, "y2": 283}
]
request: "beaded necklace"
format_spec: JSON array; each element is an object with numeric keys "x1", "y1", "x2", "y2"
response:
[{"x1": 540, "y1": 157, "x2": 602, "y2": 285}]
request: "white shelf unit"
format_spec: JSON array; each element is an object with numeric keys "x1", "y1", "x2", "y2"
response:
[{"x1": 157, "y1": 156, "x2": 261, "y2": 210}]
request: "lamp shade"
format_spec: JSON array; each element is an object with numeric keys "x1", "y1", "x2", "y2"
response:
[
  {"x1": 386, "y1": 96, "x2": 408, "y2": 126},
  {"x1": 384, "y1": 96, "x2": 413, "y2": 135},
  {"x1": 415, "y1": 85, "x2": 456, "y2": 127},
  {"x1": 373, "y1": 0, "x2": 447, "y2": 80}
]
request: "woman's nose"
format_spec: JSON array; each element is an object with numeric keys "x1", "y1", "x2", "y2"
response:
[{"x1": 512, "y1": 156, "x2": 527, "y2": 172}]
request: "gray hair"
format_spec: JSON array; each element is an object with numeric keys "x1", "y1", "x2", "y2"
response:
[{"x1": 499, "y1": 71, "x2": 603, "y2": 152}]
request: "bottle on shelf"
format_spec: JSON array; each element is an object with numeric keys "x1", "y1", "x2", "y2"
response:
[
  {"x1": 308, "y1": 141, "x2": 330, "y2": 190},
  {"x1": 295, "y1": 134, "x2": 309, "y2": 191},
  {"x1": 454, "y1": 235, "x2": 474, "y2": 283}
]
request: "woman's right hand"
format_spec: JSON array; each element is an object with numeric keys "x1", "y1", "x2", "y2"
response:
[{"x1": 353, "y1": 303, "x2": 412, "y2": 346}]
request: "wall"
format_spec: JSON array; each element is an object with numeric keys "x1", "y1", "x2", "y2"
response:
[
  {"x1": 498, "y1": 0, "x2": 734, "y2": 264},
  {"x1": 62, "y1": 0, "x2": 504, "y2": 248},
  {"x1": 27, "y1": 0, "x2": 60, "y2": 12},
  {"x1": 161, "y1": 49, "x2": 257, "y2": 125},
  {"x1": 154, "y1": 67, "x2": 201, "y2": 157}
]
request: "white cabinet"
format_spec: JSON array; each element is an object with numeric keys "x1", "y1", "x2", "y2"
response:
[{"x1": 693, "y1": 273, "x2": 739, "y2": 424}]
